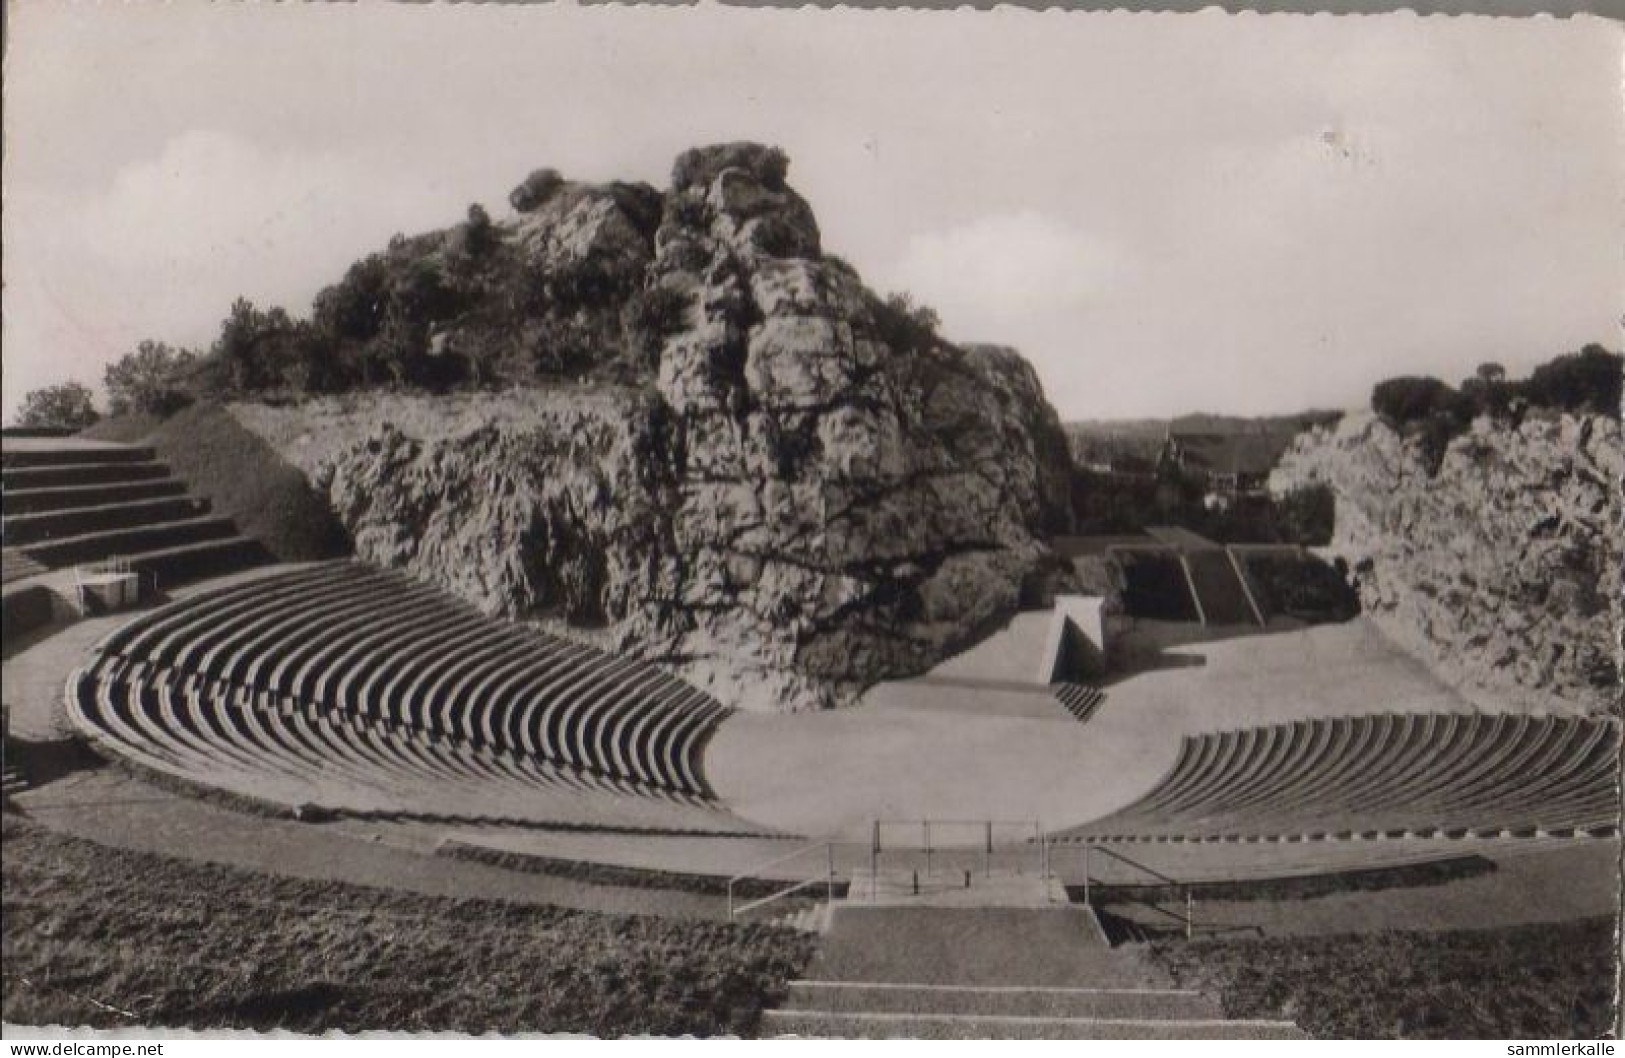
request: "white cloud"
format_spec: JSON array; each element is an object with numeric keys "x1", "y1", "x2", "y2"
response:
[
  {"x1": 4, "y1": 129, "x2": 474, "y2": 414},
  {"x1": 888, "y1": 212, "x2": 1120, "y2": 343}
]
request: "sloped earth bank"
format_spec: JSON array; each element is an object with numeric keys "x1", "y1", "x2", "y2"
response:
[
  {"x1": 0, "y1": 814, "x2": 812, "y2": 1036},
  {"x1": 1272, "y1": 411, "x2": 1622, "y2": 716},
  {"x1": 236, "y1": 143, "x2": 1075, "y2": 713}
]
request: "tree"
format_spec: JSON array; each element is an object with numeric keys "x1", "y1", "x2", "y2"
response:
[
  {"x1": 1370, "y1": 375, "x2": 1462, "y2": 425},
  {"x1": 104, "y1": 340, "x2": 196, "y2": 416},
  {"x1": 873, "y1": 291, "x2": 942, "y2": 355},
  {"x1": 207, "y1": 298, "x2": 298, "y2": 396},
  {"x1": 16, "y1": 382, "x2": 99, "y2": 431},
  {"x1": 1522, "y1": 345, "x2": 1622, "y2": 418},
  {"x1": 313, "y1": 257, "x2": 390, "y2": 343},
  {"x1": 1371, "y1": 375, "x2": 1473, "y2": 474},
  {"x1": 1461, "y1": 361, "x2": 1512, "y2": 420}
]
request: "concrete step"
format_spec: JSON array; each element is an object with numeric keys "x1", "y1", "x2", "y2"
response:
[
  {"x1": 2, "y1": 479, "x2": 190, "y2": 517},
  {"x1": 2, "y1": 461, "x2": 170, "y2": 491},
  {"x1": 760, "y1": 1009, "x2": 1306, "y2": 1039},
  {"x1": 809, "y1": 906, "x2": 1168, "y2": 988},
  {"x1": 782, "y1": 980, "x2": 1222, "y2": 1019},
  {"x1": 3, "y1": 495, "x2": 211, "y2": 545},
  {"x1": 125, "y1": 536, "x2": 268, "y2": 588},
  {"x1": 1, "y1": 445, "x2": 156, "y2": 469},
  {"x1": 844, "y1": 868, "x2": 1064, "y2": 908},
  {"x1": 19, "y1": 516, "x2": 239, "y2": 567}
]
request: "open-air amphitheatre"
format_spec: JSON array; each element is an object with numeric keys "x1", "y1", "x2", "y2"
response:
[{"x1": 3, "y1": 143, "x2": 1621, "y2": 1040}]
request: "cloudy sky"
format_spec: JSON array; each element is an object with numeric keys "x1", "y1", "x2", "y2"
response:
[{"x1": 4, "y1": 3, "x2": 1620, "y2": 421}]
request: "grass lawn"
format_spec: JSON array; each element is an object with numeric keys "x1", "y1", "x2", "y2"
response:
[
  {"x1": 1150, "y1": 917, "x2": 1619, "y2": 1039},
  {"x1": 1, "y1": 815, "x2": 814, "y2": 1036}
]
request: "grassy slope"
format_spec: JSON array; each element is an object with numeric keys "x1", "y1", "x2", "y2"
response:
[
  {"x1": 78, "y1": 413, "x2": 164, "y2": 444},
  {"x1": 85, "y1": 404, "x2": 350, "y2": 563},
  {"x1": 1150, "y1": 918, "x2": 1619, "y2": 1039},
  {"x1": 1, "y1": 815, "x2": 814, "y2": 1036}
]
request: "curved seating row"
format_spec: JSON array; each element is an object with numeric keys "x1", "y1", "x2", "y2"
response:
[
  {"x1": 1058, "y1": 712, "x2": 1621, "y2": 843},
  {"x1": 64, "y1": 655, "x2": 758, "y2": 833},
  {"x1": 1052, "y1": 682, "x2": 1106, "y2": 723},
  {"x1": 67, "y1": 562, "x2": 742, "y2": 826}
]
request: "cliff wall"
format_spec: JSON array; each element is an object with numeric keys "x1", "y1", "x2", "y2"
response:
[
  {"x1": 238, "y1": 144, "x2": 1075, "y2": 711},
  {"x1": 1272, "y1": 410, "x2": 1621, "y2": 715}
]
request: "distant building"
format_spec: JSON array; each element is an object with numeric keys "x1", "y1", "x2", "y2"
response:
[{"x1": 1161, "y1": 428, "x2": 1295, "y2": 499}]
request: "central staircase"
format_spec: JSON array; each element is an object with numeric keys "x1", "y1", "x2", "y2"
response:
[{"x1": 761, "y1": 874, "x2": 1305, "y2": 1039}]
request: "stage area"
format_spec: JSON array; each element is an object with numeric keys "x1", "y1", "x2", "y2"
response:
[{"x1": 706, "y1": 615, "x2": 1478, "y2": 839}]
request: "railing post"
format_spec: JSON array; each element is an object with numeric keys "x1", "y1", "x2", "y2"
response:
[
  {"x1": 826, "y1": 843, "x2": 835, "y2": 903},
  {"x1": 1083, "y1": 844, "x2": 1091, "y2": 908},
  {"x1": 870, "y1": 825, "x2": 878, "y2": 902},
  {"x1": 984, "y1": 820, "x2": 993, "y2": 877}
]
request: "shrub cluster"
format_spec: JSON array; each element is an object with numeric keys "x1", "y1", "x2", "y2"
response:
[
  {"x1": 1370, "y1": 346, "x2": 1621, "y2": 472},
  {"x1": 1069, "y1": 470, "x2": 1336, "y2": 547},
  {"x1": 14, "y1": 381, "x2": 99, "y2": 431},
  {"x1": 104, "y1": 340, "x2": 196, "y2": 417}
]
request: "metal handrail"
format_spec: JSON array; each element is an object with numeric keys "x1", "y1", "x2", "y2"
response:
[
  {"x1": 1046, "y1": 839, "x2": 1196, "y2": 940},
  {"x1": 867, "y1": 819, "x2": 1048, "y2": 899},
  {"x1": 726, "y1": 840, "x2": 837, "y2": 919},
  {"x1": 1088, "y1": 844, "x2": 1182, "y2": 887}
]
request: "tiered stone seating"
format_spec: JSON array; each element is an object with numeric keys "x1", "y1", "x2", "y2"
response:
[
  {"x1": 1056, "y1": 713, "x2": 1621, "y2": 843},
  {"x1": 2, "y1": 443, "x2": 265, "y2": 586},
  {"x1": 65, "y1": 562, "x2": 757, "y2": 833},
  {"x1": 1052, "y1": 683, "x2": 1106, "y2": 723}
]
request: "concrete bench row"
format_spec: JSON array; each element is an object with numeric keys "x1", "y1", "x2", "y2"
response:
[
  {"x1": 1058, "y1": 712, "x2": 1621, "y2": 843},
  {"x1": 65, "y1": 655, "x2": 757, "y2": 834},
  {"x1": 74, "y1": 562, "x2": 730, "y2": 804}
]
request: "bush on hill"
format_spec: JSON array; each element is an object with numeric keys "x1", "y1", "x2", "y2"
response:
[
  {"x1": 1242, "y1": 551, "x2": 1360, "y2": 622},
  {"x1": 1370, "y1": 345, "x2": 1622, "y2": 473},
  {"x1": 1523, "y1": 344, "x2": 1623, "y2": 416},
  {"x1": 14, "y1": 382, "x2": 99, "y2": 431},
  {"x1": 104, "y1": 340, "x2": 197, "y2": 417}
]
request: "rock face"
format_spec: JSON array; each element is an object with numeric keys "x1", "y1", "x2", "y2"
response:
[
  {"x1": 312, "y1": 144, "x2": 1075, "y2": 711},
  {"x1": 1272, "y1": 411, "x2": 1622, "y2": 716}
]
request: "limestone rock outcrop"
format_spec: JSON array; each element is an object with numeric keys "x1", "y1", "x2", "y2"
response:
[
  {"x1": 1272, "y1": 411, "x2": 1621, "y2": 715},
  {"x1": 303, "y1": 143, "x2": 1075, "y2": 711}
]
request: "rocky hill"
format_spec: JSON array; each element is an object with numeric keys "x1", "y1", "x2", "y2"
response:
[
  {"x1": 242, "y1": 144, "x2": 1075, "y2": 712},
  {"x1": 1272, "y1": 410, "x2": 1621, "y2": 716}
]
